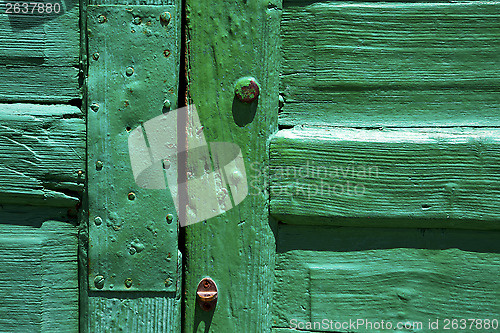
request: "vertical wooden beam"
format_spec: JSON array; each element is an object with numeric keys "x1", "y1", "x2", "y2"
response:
[{"x1": 184, "y1": 0, "x2": 281, "y2": 331}]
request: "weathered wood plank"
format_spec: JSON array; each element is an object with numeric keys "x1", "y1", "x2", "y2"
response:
[
  {"x1": 0, "y1": 1, "x2": 80, "y2": 102},
  {"x1": 270, "y1": 127, "x2": 500, "y2": 229},
  {"x1": 274, "y1": 225, "x2": 500, "y2": 332},
  {"x1": 0, "y1": 104, "x2": 85, "y2": 207},
  {"x1": 184, "y1": 0, "x2": 280, "y2": 331},
  {"x1": 0, "y1": 216, "x2": 78, "y2": 333},
  {"x1": 89, "y1": 293, "x2": 180, "y2": 332},
  {"x1": 279, "y1": 1, "x2": 500, "y2": 127}
]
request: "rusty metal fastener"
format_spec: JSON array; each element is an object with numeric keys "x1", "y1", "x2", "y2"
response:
[
  {"x1": 197, "y1": 277, "x2": 218, "y2": 311},
  {"x1": 98, "y1": 14, "x2": 107, "y2": 23},
  {"x1": 159, "y1": 11, "x2": 171, "y2": 24},
  {"x1": 235, "y1": 77, "x2": 260, "y2": 103}
]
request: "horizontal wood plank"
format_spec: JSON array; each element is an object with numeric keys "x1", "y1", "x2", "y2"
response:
[
  {"x1": 0, "y1": 219, "x2": 78, "y2": 332},
  {"x1": 89, "y1": 295, "x2": 180, "y2": 332},
  {"x1": 0, "y1": 1, "x2": 80, "y2": 102},
  {"x1": 0, "y1": 104, "x2": 85, "y2": 207},
  {"x1": 274, "y1": 225, "x2": 500, "y2": 332},
  {"x1": 270, "y1": 127, "x2": 500, "y2": 229},
  {"x1": 280, "y1": 1, "x2": 500, "y2": 126}
]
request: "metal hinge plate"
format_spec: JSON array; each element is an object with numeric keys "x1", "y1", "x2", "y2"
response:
[{"x1": 87, "y1": 4, "x2": 180, "y2": 292}]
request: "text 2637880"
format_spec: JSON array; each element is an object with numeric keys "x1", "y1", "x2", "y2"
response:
[{"x1": 4, "y1": 2, "x2": 61, "y2": 14}]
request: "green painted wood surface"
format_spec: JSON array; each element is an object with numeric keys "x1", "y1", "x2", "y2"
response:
[
  {"x1": 183, "y1": 0, "x2": 281, "y2": 331},
  {"x1": 0, "y1": 206, "x2": 78, "y2": 333},
  {"x1": 273, "y1": 225, "x2": 500, "y2": 332},
  {"x1": 87, "y1": 251, "x2": 182, "y2": 332},
  {"x1": 0, "y1": 0, "x2": 80, "y2": 102},
  {"x1": 270, "y1": 127, "x2": 500, "y2": 229},
  {"x1": 0, "y1": 104, "x2": 84, "y2": 207},
  {"x1": 279, "y1": 1, "x2": 500, "y2": 127}
]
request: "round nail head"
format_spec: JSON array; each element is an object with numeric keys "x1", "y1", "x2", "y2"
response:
[
  {"x1": 94, "y1": 275, "x2": 105, "y2": 289},
  {"x1": 235, "y1": 77, "x2": 260, "y2": 103},
  {"x1": 160, "y1": 11, "x2": 171, "y2": 24}
]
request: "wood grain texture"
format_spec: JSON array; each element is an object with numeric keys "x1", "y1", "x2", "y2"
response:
[
  {"x1": 184, "y1": 0, "x2": 281, "y2": 331},
  {"x1": 0, "y1": 104, "x2": 85, "y2": 207},
  {"x1": 279, "y1": 1, "x2": 500, "y2": 127},
  {"x1": 0, "y1": 0, "x2": 80, "y2": 102},
  {"x1": 89, "y1": 293, "x2": 180, "y2": 332},
  {"x1": 0, "y1": 218, "x2": 78, "y2": 333},
  {"x1": 273, "y1": 225, "x2": 500, "y2": 332},
  {"x1": 270, "y1": 127, "x2": 500, "y2": 229}
]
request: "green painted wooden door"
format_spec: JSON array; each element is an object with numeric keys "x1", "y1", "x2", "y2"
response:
[
  {"x1": 183, "y1": 0, "x2": 500, "y2": 333},
  {"x1": 2, "y1": 0, "x2": 499, "y2": 332}
]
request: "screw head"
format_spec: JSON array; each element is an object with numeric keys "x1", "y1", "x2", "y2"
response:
[
  {"x1": 90, "y1": 103, "x2": 99, "y2": 112},
  {"x1": 97, "y1": 15, "x2": 107, "y2": 23},
  {"x1": 125, "y1": 67, "x2": 134, "y2": 76},
  {"x1": 125, "y1": 278, "x2": 133, "y2": 288},
  {"x1": 94, "y1": 275, "x2": 105, "y2": 289},
  {"x1": 96, "y1": 160, "x2": 103, "y2": 170},
  {"x1": 165, "y1": 278, "x2": 173, "y2": 287},
  {"x1": 159, "y1": 11, "x2": 171, "y2": 24},
  {"x1": 166, "y1": 214, "x2": 174, "y2": 224},
  {"x1": 132, "y1": 16, "x2": 141, "y2": 25},
  {"x1": 94, "y1": 216, "x2": 103, "y2": 226},
  {"x1": 128, "y1": 192, "x2": 136, "y2": 200},
  {"x1": 92, "y1": 52, "x2": 100, "y2": 61},
  {"x1": 235, "y1": 77, "x2": 260, "y2": 103}
]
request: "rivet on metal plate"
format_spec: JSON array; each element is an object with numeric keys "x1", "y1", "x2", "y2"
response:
[{"x1": 197, "y1": 277, "x2": 218, "y2": 311}]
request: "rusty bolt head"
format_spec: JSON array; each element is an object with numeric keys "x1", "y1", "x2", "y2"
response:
[
  {"x1": 94, "y1": 275, "x2": 105, "y2": 289},
  {"x1": 235, "y1": 77, "x2": 260, "y2": 103},
  {"x1": 132, "y1": 16, "x2": 141, "y2": 25},
  {"x1": 166, "y1": 214, "x2": 174, "y2": 224},
  {"x1": 128, "y1": 192, "x2": 136, "y2": 200},
  {"x1": 159, "y1": 11, "x2": 171, "y2": 24},
  {"x1": 96, "y1": 160, "x2": 103, "y2": 170},
  {"x1": 125, "y1": 278, "x2": 133, "y2": 288},
  {"x1": 97, "y1": 15, "x2": 107, "y2": 23},
  {"x1": 126, "y1": 67, "x2": 134, "y2": 76},
  {"x1": 197, "y1": 277, "x2": 218, "y2": 311}
]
